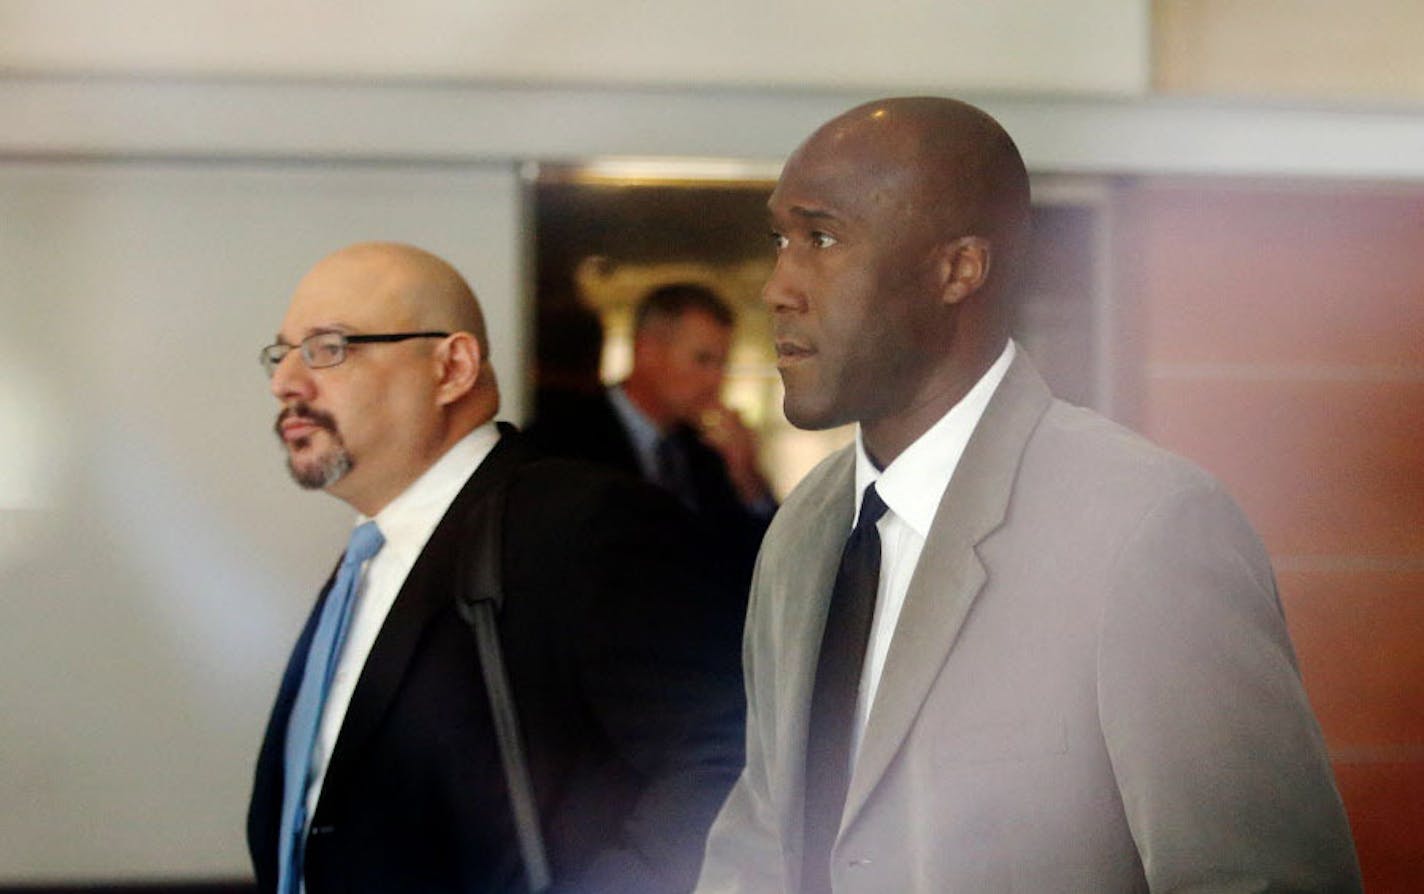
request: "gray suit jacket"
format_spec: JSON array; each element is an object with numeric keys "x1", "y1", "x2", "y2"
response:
[{"x1": 697, "y1": 354, "x2": 1361, "y2": 893}]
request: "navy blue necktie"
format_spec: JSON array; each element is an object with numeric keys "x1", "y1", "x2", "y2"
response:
[
  {"x1": 802, "y1": 484, "x2": 887, "y2": 894},
  {"x1": 277, "y1": 521, "x2": 385, "y2": 894}
]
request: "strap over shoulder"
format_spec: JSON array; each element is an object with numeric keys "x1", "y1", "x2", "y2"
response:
[
  {"x1": 451, "y1": 473, "x2": 551, "y2": 892},
  {"x1": 455, "y1": 474, "x2": 510, "y2": 614}
]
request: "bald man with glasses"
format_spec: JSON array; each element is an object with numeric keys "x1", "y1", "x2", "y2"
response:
[{"x1": 248, "y1": 242, "x2": 745, "y2": 894}]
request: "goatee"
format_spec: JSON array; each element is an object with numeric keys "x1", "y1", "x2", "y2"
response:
[{"x1": 276, "y1": 403, "x2": 354, "y2": 489}]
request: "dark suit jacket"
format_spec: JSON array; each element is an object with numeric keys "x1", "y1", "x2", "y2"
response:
[
  {"x1": 525, "y1": 389, "x2": 771, "y2": 592},
  {"x1": 698, "y1": 353, "x2": 1360, "y2": 892},
  {"x1": 249, "y1": 427, "x2": 746, "y2": 894}
]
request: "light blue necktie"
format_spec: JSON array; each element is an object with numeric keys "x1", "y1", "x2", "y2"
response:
[{"x1": 277, "y1": 521, "x2": 385, "y2": 894}]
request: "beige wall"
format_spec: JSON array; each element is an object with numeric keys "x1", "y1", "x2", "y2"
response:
[
  {"x1": 0, "y1": 0, "x2": 1148, "y2": 94},
  {"x1": 1156, "y1": 0, "x2": 1424, "y2": 102},
  {"x1": 8, "y1": 2, "x2": 1423, "y2": 108}
]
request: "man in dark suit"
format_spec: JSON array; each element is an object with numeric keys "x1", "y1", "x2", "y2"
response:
[
  {"x1": 527, "y1": 284, "x2": 773, "y2": 590},
  {"x1": 249, "y1": 242, "x2": 744, "y2": 893},
  {"x1": 696, "y1": 98, "x2": 1362, "y2": 891}
]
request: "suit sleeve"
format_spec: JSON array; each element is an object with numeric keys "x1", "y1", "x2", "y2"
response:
[
  {"x1": 557, "y1": 477, "x2": 749, "y2": 894},
  {"x1": 694, "y1": 551, "x2": 787, "y2": 894},
  {"x1": 1097, "y1": 480, "x2": 1362, "y2": 891}
]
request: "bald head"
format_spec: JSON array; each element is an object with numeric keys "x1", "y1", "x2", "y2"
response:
[
  {"x1": 764, "y1": 96, "x2": 1031, "y2": 465},
  {"x1": 300, "y1": 242, "x2": 492, "y2": 362},
  {"x1": 271, "y1": 242, "x2": 498, "y2": 515},
  {"x1": 794, "y1": 97, "x2": 1031, "y2": 293}
]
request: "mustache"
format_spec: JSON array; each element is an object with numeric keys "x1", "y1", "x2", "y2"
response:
[{"x1": 275, "y1": 402, "x2": 339, "y2": 439}]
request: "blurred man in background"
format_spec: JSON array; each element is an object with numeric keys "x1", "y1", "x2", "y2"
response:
[{"x1": 529, "y1": 282, "x2": 774, "y2": 590}]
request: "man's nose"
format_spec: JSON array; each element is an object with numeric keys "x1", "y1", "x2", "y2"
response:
[
  {"x1": 269, "y1": 350, "x2": 314, "y2": 402},
  {"x1": 762, "y1": 255, "x2": 807, "y2": 313}
]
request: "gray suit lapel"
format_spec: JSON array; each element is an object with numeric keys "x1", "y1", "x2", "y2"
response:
[
  {"x1": 843, "y1": 353, "x2": 1054, "y2": 828},
  {"x1": 771, "y1": 448, "x2": 856, "y2": 848}
]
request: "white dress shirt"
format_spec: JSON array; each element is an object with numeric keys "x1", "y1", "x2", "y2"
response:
[
  {"x1": 302, "y1": 421, "x2": 502, "y2": 829},
  {"x1": 850, "y1": 341, "x2": 1016, "y2": 757}
]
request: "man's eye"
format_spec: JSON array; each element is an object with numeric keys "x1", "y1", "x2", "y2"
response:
[
  {"x1": 770, "y1": 231, "x2": 789, "y2": 251},
  {"x1": 307, "y1": 338, "x2": 344, "y2": 363},
  {"x1": 810, "y1": 231, "x2": 838, "y2": 249}
]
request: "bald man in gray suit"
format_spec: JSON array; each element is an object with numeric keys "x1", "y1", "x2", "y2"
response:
[{"x1": 696, "y1": 97, "x2": 1361, "y2": 893}]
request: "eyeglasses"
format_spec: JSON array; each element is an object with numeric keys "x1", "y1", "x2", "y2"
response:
[{"x1": 260, "y1": 331, "x2": 450, "y2": 377}]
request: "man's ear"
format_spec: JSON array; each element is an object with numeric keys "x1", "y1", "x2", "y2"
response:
[
  {"x1": 434, "y1": 332, "x2": 481, "y2": 406},
  {"x1": 937, "y1": 236, "x2": 992, "y2": 306}
]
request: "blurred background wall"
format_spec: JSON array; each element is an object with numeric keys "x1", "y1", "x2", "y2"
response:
[{"x1": 1, "y1": 1, "x2": 1421, "y2": 889}]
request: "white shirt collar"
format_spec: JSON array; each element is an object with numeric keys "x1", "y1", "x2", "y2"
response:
[
  {"x1": 361, "y1": 420, "x2": 502, "y2": 564},
  {"x1": 854, "y1": 340, "x2": 1016, "y2": 536}
]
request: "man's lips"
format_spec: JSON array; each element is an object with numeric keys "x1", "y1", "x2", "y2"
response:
[
  {"x1": 280, "y1": 418, "x2": 322, "y2": 442},
  {"x1": 276, "y1": 406, "x2": 335, "y2": 445},
  {"x1": 774, "y1": 339, "x2": 814, "y2": 367}
]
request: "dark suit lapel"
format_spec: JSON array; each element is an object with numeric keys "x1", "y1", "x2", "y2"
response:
[
  {"x1": 596, "y1": 393, "x2": 646, "y2": 477},
  {"x1": 315, "y1": 427, "x2": 528, "y2": 812},
  {"x1": 842, "y1": 353, "x2": 1053, "y2": 828}
]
